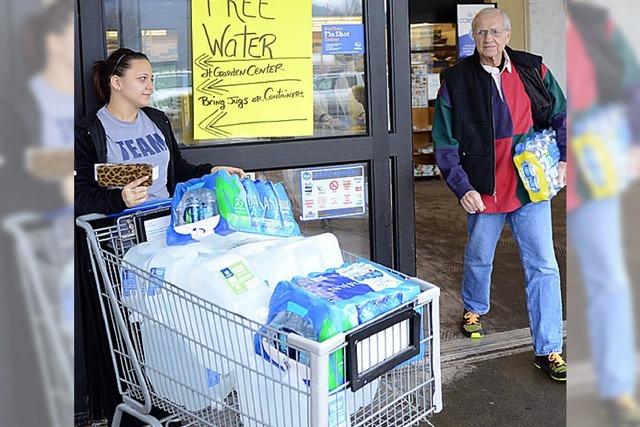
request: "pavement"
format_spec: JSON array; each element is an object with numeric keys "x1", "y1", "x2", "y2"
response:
[
  {"x1": 414, "y1": 179, "x2": 567, "y2": 426},
  {"x1": 426, "y1": 352, "x2": 565, "y2": 427}
]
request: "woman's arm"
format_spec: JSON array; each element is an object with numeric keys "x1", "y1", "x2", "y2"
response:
[{"x1": 74, "y1": 126, "x2": 127, "y2": 216}]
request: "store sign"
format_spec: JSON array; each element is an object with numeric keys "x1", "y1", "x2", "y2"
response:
[
  {"x1": 321, "y1": 24, "x2": 365, "y2": 55},
  {"x1": 300, "y1": 166, "x2": 365, "y2": 221},
  {"x1": 457, "y1": 4, "x2": 496, "y2": 60},
  {"x1": 191, "y1": 0, "x2": 313, "y2": 139}
]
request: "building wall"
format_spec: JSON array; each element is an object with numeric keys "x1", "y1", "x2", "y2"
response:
[
  {"x1": 492, "y1": 0, "x2": 528, "y2": 51},
  {"x1": 528, "y1": 0, "x2": 567, "y2": 92},
  {"x1": 588, "y1": 0, "x2": 640, "y2": 58}
]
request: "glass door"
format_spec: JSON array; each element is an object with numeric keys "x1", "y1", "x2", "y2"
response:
[{"x1": 77, "y1": 0, "x2": 414, "y2": 272}]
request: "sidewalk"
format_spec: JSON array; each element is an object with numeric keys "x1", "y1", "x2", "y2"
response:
[
  {"x1": 427, "y1": 351, "x2": 566, "y2": 427},
  {"x1": 415, "y1": 181, "x2": 567, "y2": 426}
]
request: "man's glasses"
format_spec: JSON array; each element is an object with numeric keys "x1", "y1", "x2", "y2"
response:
[{"x1": 472, "y1": 28, "x2": 508, "y2": 39}]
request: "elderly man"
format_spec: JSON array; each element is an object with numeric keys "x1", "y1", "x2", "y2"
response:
[{"x1": 433, "y1": 7, "x2": 567, "y2": 381}]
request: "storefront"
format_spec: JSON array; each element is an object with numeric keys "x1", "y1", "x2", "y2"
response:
[
  {"x1": 76, "y1": 0, "x2": 417, "y2": 277},
  {"x1": 75, "y1": 1, "x2": 560, "y2": 424}
]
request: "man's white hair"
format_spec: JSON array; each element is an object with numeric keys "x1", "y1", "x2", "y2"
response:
[{"x1": 471, "y1": 7, "x2": 512, "y2": 32}]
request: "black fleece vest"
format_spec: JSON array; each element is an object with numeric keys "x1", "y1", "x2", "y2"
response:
[{"x1": 442, "y1": 47, "x2": 548, "y2": 195}]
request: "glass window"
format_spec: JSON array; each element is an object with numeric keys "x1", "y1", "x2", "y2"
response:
[
  {"x1": 410, "y1": 23, "x2": 456, "y2": 106},
  {"x1": 255, "y1": 163, "x2": 370, "y2": 259},
  {"x1": 102, "y1": 0, "x2": 368, "y2": 146},
  {"x1": 409, "y1": 23, "x2": 453, "y2": 178}
]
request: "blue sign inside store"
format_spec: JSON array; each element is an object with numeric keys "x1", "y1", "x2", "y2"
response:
[{"x1": 322, "y1": 24, "x2": 365, "y2": 55}]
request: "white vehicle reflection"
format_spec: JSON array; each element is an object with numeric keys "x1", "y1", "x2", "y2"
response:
[
  {"x1": 150, "y1": 70, "x2": 192, "y2": 119},
  {"x1": 313, "y1": 71, "x2": 365, "y2": 127}
]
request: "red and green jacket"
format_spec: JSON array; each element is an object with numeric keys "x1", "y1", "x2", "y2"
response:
[
  {"x1": 567, "y1": 2, "x2": 640, "y2": 211},
  {"x1": 433, "y1": 47, "x2": 567, "y2": 213}
]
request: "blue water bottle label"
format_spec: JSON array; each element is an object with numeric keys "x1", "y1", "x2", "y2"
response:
[
  {"x1": 328, "y1": 393, "x2": 347, "y2": 427},
  {"x1": 122, "y1": 269, "x2": 137, "y2": 297},
  {"x1": 148, "y1": 267, "x2": 165, "y2": 296},
  {"x1": 206, "y1": 368, "x2": 221, "y2": 387}
]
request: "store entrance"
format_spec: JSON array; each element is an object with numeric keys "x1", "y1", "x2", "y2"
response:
[{"x1": 407, "y1": 0, "x2": 568, "y2": 339}]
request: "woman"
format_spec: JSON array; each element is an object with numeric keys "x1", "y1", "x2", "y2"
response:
[
  {"x1": 75, "y1": 48, "x2": 246, "y2": 424},
  {"x1": 75, "y1": 47, "x2": 244, "y2": 215}
]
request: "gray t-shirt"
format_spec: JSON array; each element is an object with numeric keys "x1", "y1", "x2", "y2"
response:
[
  {"x1": 30, "y1": 75, "x2": 74, "y2": 148},
  {"x1": 97, "y1": 107, "x2": 170, "y2": 201}
]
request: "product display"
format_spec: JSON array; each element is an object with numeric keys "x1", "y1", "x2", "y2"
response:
[
  {"x1": 121, "y1": 238, "x2": 166, "y2": 321},
  {"x1": 513, "y1": 129, "x2": 564, "y2": 202},
  {"x1": 120, "y1": 185, "x2": 424, "y2": 426},
  {"x1": 572, "y1": 105, "x2": 632, "y2": 199},
  {"x1": 166, "y1": 173, "x2": 221, "y2": 245},
  {"x1": 215, "y1": 171, "x2": 302, "y2": 238},
  {"x1": 241, "y1": 233, "x2": 344, "y2": 288},
  {"x1": 258, "y1": 260, "x2": 420, "y2": 387},
  {"x1": 167, "y1": 171, "x2": 302, "y2": 245}
]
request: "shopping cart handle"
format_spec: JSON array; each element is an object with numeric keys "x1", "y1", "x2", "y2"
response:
[{"x1": 346, "y1": 306, "x2": 421, "y2": 391}]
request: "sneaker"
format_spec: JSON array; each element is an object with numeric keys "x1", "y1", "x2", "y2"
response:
[
  {"x1": 534, "y1": 353, "x2": 567, "y2": 381},
  {"x1": 460, "y1": 311, "x2": 485, "y2": 338},
  {"x1": 603, "y1": 395, "x2": 640, "y2": 427}
]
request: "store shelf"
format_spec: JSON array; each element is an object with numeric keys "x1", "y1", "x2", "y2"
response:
[
  {"x1": 411, "y1": 106, "x2": 440, "y2": 180},
  {"x1": 414, "y1": 164, "x2": 441, "y2": 178},
  {"x1": 412, "y1": 125, "x2": 432, "y2": 133}
]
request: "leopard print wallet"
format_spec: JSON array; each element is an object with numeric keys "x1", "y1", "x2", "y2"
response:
[{"x1": 94, "y1": 163, "x2": 155, "y2": 188}]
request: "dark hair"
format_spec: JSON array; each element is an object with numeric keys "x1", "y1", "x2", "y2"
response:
[
  {"x1": 92, "y1": 48, "x2": 149, "y2": 104},
  {"x1": 24, "y1": 0, "x2": 73, "y2": 72}
]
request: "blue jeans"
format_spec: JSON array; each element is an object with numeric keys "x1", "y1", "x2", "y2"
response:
[
  {"x1": 462, "y1": 201, "x2": 563, "y2": 356},
  {"x1": 568, "y1": 197, "x2": 634, "y2": 399}
]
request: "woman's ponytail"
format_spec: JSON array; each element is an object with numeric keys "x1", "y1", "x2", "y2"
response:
[{"x1": 92, "y1": 60, "x2": 110, "y2": 105}]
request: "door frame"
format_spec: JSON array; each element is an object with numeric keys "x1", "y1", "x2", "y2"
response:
[{"x1": 75, "y1": 0, "x2": 416, "y2": 274}]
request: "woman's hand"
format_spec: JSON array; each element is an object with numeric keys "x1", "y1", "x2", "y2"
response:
[
  {"x1": 61, "y1": 172, "x2": 74, "y2": 206},
  {"x1": 211, "y1": 165, "x2": 246, "y2": 178},
  {"x1": 121, "y1": 176, "x2": 150, "y2": 208}
]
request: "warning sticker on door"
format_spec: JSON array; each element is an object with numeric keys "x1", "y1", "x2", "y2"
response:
[{"x1": 300, "y1": 165, "x2": 365, "y2": 221}]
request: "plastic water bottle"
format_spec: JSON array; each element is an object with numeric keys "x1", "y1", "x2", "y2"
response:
[
  {"x1": 121, "y1": 238, "x2": 166, "y2": 321},
  {"x1": 198, "y1": 188, "x2": 218, "y2": 220},
  {"x1": 242, "y1": 178, "x2": 266, "y2": 232},
  {"x1": 141, "y1": 242, "x2": 234, "y2": 411},
  {"x1": 186, "y1": 252, "x2": 310, "y2": 426},
  {"x1": 188, "y1": 252, "x2": 272, "y2": 323},
  {"x1": 59, "y1": 260, "x2": 74, "y2": 336},
  {"x1": 246, "y1": 233, "x2": 344, "y2": 288},
  {"x1": 140, "y1": 321, "x2": 236, "y2": 412},
  {"x1": 267, "y1": 310, "x2": 316, "y2": 365},
  {"x1": 182, "y1": 194, "x2": 199, "y2": 224}
]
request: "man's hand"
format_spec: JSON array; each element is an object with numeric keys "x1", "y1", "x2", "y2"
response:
[
  {"x1": 557, "y1": 161, "x2": 567, "y2": 187},
  {"x1": 628, "y1": 146, "x2": 640, "y2": 179},
  {"x1": 460, "y1": 190, "x2": 486, "y2": 214}
]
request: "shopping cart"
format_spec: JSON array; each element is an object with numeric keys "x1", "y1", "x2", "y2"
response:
[
  {"x1": 3, "y1": 210, "x2": 74, "y2": 427},
  {"x1": 76, "y1": 205, "x2": 441, "y2": 427}
]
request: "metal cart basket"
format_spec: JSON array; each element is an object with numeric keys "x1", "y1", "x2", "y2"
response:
[
  {"x1": 76, "y1": 206, "x2": 441, "y2": 427},
  {"x1": 3, "y1": 211, "x2": 74, "y2": 427}
]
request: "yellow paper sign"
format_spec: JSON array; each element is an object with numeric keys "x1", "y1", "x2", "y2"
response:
[{"x1": 191, "y1": 0, "x2": 313, "y2": 139}]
